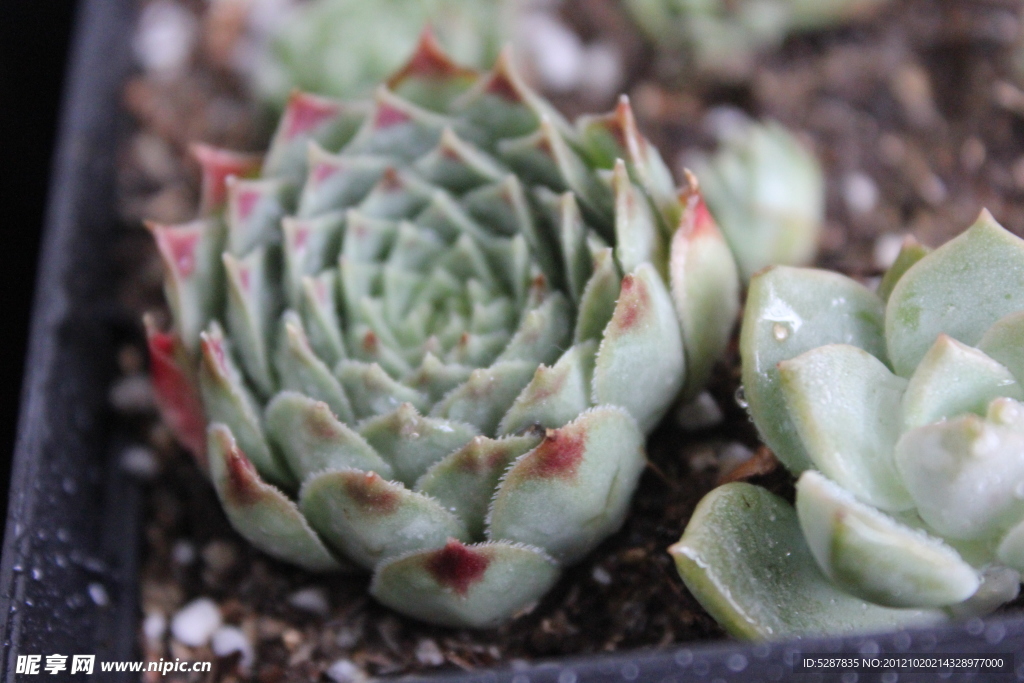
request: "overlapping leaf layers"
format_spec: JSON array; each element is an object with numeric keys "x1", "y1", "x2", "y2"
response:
[
  {"x1": 146, "y1": 35, "x2": 739, "y2": 628},
  {"x1": 672, "y1": 211, "x2": 1024, "y2": 639}
]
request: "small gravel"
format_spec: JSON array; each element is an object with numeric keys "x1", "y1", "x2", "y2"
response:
[{"x1": 170, "y1": 597, "x2": 222, "y2": 647}]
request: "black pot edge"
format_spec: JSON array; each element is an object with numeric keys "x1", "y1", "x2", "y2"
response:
[
  {"x1": 0, "y1": 0, "x2": 140, "y2": 681},
  {"x1": 2, "y1": 2, "x2": 1022, "y2": 682}
]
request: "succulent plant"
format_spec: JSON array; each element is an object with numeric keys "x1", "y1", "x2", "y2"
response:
[
  {"x1": 146, "y1": 33, "x2": 739, "y2": 628},
  {"x1": 253, "y1": 0, "x2": 508, "y2": 109},
  {"x1": 671, "y1": 211, "x2": 1024, "y2": 639},
  {"x1": 688, "y1": 118, "x2": 824, "y2": 281},
  {"x1": 623, "y1": 0, "x2": 890, "y2": 81}
]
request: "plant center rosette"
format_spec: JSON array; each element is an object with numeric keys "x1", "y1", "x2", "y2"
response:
[
  {"x1": 672, "y1": 210, "x2": 1024, "y2": 639},
  {"x1": 146, "y1": 33, "x2": 739, "y2": 628}
]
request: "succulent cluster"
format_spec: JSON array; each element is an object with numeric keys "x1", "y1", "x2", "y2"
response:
[
  {"x1": 672, "y1": 212, "x2": 1024, "y2": 638},
  {"x1": 254, "y1": 0, "x2": 507, "y2": 108},
  {"x1": 624, "y1": 0, "x2": 890, "y2": 81},
  {"x1": 147, "y1": 33, "x2": 740, "y2": 628},
  {"x1": 688, "y1": 118, "x2": 823, "y2": 281}
]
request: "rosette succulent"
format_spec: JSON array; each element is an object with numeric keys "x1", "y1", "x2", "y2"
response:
[
  {"x1": 624, "y1": 0, "x2": 890, "y2": 81},
  {"x1": 671, "y1": 211, "x2": 1024, "y2": 639},
  {"x1": 146, "y1": 33, "x2": 739, "y2": 628},
  {"x1": 688, "y1": 118, "x2": 823, "y2": 281}
]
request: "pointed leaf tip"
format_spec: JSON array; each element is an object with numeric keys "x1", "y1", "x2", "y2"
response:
[{"x1": 145, "y1": 315, "x2": 206, "y2": 465}]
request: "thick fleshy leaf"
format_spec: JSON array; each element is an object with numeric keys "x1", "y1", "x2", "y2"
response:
[
  {"x1": 414, "y1": 127, "x2": 507, "y2": 192},
  {"x1": 347, "y1": 87, "x2": 451, "y2": 161},
  {"x1": 555, "y1": 192, "x2": 593, "y2": 304},
  {"x1": 264, "y1": 392, "x2": 391, "y2": 482},
  {"x1": 223, "y1": 248, "x2": 278, "y2": 397},
  {"x1": 895, "y1": 397, "x2": 1024, "y2": 541},
  {"x1": 670, "y1": 483, "x2": 946, "y2": 640},
  {"x1": 902, "y1": 335, "x2": 1022, "y2": 430},
  {"x1": 148, "y1": 219, "x2": 224, "y2": 353},
  {"x1": 282, "y1": 212, "x2": 344, "y2": 308},
  {"x1": 741, "y1": 266, "x2": 887, "y2": 473},
  {"x1": 612, "y1": 159, "x2": 665, "y2": 278},
  {"x1": 358, "y1": 403, "x2": 479, "y2": 486},
  {"x1": 264, "y1": 91, "x2": 368, "y2": 182},
  {"x1": 669, "y1": 174, "x2": 740, "y2": 400},
  {"x1": 336, "y1": 360, "x2": 430, "y2": 418},
  {"x1": 297, "y1": 146, "x2": 389, "y2": 218},
  {"x1": 498, "y1": 341, "x2": 597, "y2": 437},
  {"x1": 370, "y1": 539, "x2": 559, "y2": 629},
  {"x1": 978, "y1": 310, "x2": 1024, "y2": 387},
  {"x1": 886, "y1": 210, "x2": 1024, "y2": 377},
  {"x1": 430, "y1": 361, "x2": 536, "y2": 434},
  {"x1": 573, "y1": 247, "x2": 620, "y2": 343},
  {"x1": 145, "y1": 315, "x2": 206, "y2": 464},
  {"x1": 207, "y1": 424, "x2": 343, "y2": 572},
  {"x1": 416, "y1": 434, "x2": 542, "y2": 538},
  {"x1": 593, "y1": 263, "x2": 685, "y2": 433},
  {"x1": 299, "y1": 272, "x2": 347, "y2": 367},
  {"x1": 779, "y1": 344, "x2": 912, "y2": 511},
  {"x1": 997, "y1": 518, "x2": 1024, "y2": 572},
  {"x1": 225, "y1": 176, "x2": 290, "y2": 256},
  {"x1": 495, "y1": 292, "x2": 571, "y2": 366},
  {"x1": 948, "y1": 566, "x2": 1021, "y2": 619},
  {"x1": 488, "y1": 406, "x2": 645, "y2": 563},
  {"x1": 274, "y1": 312, "x2": 354, "y2": 423},
  {"x1": 192, "y1": 143, "x2": 261, "y2": 216},
  {"x1": 796, "y1": 471, "x2": 979, "y2": 608},
  {"x1": 385, "y1": 29, "x2": 479, "y2": 112},
  {"x1": 403, "y1": 354, "x2": 474, "y2": 403},
  {"x1": 877, "y1": 236, "x2": 930, "y2": 303},
  {"x1": 299, "y1": 468, "x2": 469, "y2": 569},
  {"x1": 199, "y1": 324, "x2": 293, "y2": 488}
]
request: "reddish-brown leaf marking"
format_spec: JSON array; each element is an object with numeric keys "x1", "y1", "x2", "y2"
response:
[{"x1": 425, "y1": 540, "x2": 491, "y2": 595}]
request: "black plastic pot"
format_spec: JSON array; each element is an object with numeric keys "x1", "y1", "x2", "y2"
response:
[{"x1": 2, "y1": 2, "x2": 1022, "y2": 681}]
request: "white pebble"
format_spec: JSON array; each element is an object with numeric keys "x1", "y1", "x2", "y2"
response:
[
  {"x1": 287, "y1": 586, "x2": 330, "y2": 617},
  {"x1": 842, "y1": 171, "x2": 879, "y2": 215},
  {"x1": 518, "y1": 12, "x2": 583, "y2": 92},
  {"x1": 325, "y1": 658, "x2": 368, "y2": 683},
  {"x1": 873, "y1": 233, "x2": 907, "y2": 270},
  {"x1": 133, "y1": 0, "x2": 198, "y2": 76},
  {"x1": 109, "y1": 374, "x2": 155, "y2": 413},
  {"x1": 143, "y1": 612, "x2": 167, "y2": 644},
  {"x1": 415, "y1": 638, "x2": 445, "y2": 666},
  {"x1": 171, "y1": 597, "x2": 222, "y2": 647},
  {"x1": 212, "y1": 625, "x2": 254, "y2": 670},
  {"x1": 579, "y1": 42, "x2": 623, "y2": 100},
  {"x1": 591, "y1": 566, "x2": 613, "y2": 586},
  {"x1": 88, "y1": 583, "x2": 109, "y2": 606},
  {"x1": 172, "y1": 540, "x2": 197, "y2": 566},
  {"x1": 676, "y1": 391, "x2": 723, "y2": 431},
  {"x1": 717, "y1": 442, "x2": 755, "y2": 477},
  {"x1": 119, "y1": 445, "x2": 160, "y2": 480}
]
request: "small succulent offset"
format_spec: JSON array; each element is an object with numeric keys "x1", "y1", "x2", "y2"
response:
[
  {"x1": 624, "y1": 0, "x2": 890, "y2": 81},
  {"x1": 253, "y1": 0, "x2": 508, "y2": 109},
  {"x1": 671, "y1": 211, "x2": 1024, "y2": 639},
  {"x1": 146, "y1": 34, "x2": 739, "y2": 628},
  {"x1": 688, "y1": 117, "x2": 824, "y2": 281}
]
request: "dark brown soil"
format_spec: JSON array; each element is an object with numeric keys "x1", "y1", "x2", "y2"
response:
[{"x1": 112, "y1": 1, "x2": 1024, "y2": 680}]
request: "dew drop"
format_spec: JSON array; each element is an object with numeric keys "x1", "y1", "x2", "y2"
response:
[
  {"x1": 772, "y1": 323, "x2": 790, "y2": 341},
  {"x1": 734, "y1": 386, "x2": 748, "y2": 410},
  {"x1": 727, "y1": 653, "x2": 748, "y2": 672}
]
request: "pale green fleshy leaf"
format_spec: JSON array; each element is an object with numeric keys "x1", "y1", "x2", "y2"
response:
[
  {"x1": 796, "y1": 471, "x2": 979, "y2": 608},
  {"x1": 263, "y1": 92, "x2": 368, "y2": 183},
  {"x1": 877, "y1": 236, "x2": 930, "y2": 303},
  {"x1": 669, "y1": 483, "x2": 946, "y2": 640},
  {"x1": 282, "y1": 211, "x2": 344, "y2": 308},
  {"x1": 496, "y1": 292, "x2": 571, "y2": 367},
  {"x1": 336, "y1": 360, "x2": 430, "y2": 418},
  {"x1": 573, "y1": 247, "x2": 621, "y2": 344},
  {"x1": 902, "y1": 334, "x2": 1022, "y2": 430},
  {"x1": 403, "y1": 353, "x2": 474, "y2": 404},
  {"x1": 612, "y1": 159, "x2": 666, "y2": 279},
  {"x1": 223, "y1": 248, "x2": 278, "y2": 398},
  {"x1": 199, "y1": 323, "x2": 293, "y2": 488},
  {"x1": 299, "y1": 272, "x2": 347, "y2": 367},
  {"x1": 498, "y1": 340, "x2": 597, "y2": 437},
  {"x1": 207, "y1": 424, "x2": 345, "y2": 572},
  {"x1": 978, "y1": 310, "x2": 1024, "y2": 387},
  {"x1": 947, "y1": 566, "x2": 1021, "y2": 619},
  {"x1": 593, "y1": 263, "x2": 685, "y2": 433},
  {"x1": 297, "y1": 146, "x2": 389, "y2": 218},
  {"x1": 264, "y1": 391, "x2": 391, "y2": 482},
  {"x1": 556, "y1": 191, "x2": 593, "y2": 304},
  {"x1": 741, "y1": 266, "x2": 887, "y2": 473},
  {"x1": 225, "y1": 176, "x2": 291, "y2": 256},
  {"x1": 358, "y1": 403, "x2": 479, "y2": 486},
  {"x1": 886, "y1": 210, "x2": 1024, "y2": 377},
  {"x1": 488, "y1": 406, "x2": 645, "y2": 564},
  {"x1": 430, "y1": 360, "x2": 536, "y2": 434},
  {"x1": 998, "y1": 517, "x2": 1024, "y2": 572},
  {"x1": 299, "y1": 468, "x2": 469, "y2": 570},
  {"x1": 346, "y1": 87, "x2": 450, "y2": 161},
  {"x1": 779, "y1": 344, "x2": 912, "y2": 511},
  {"x1": 274, "y1": 311, "x2": 354, "y2": 423},
  {"x1": 415, "y1": 433, "x2": 542, "y2": 538},
  {"x1": 370, "y1": 539, "x2": 559, "y2": 629},
  {"x1": 896, "y1": 397, "x2": 1024, "y2": 540},
  {"x1": 414, "y1": 127, "x2": 507, "y2": 192}
]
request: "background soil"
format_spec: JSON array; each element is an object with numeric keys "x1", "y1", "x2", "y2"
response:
[{"x1": 109, "y1": 1, "x2": 1024, "y2": 680}]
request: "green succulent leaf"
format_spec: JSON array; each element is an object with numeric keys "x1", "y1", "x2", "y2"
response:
[
  {"x1": 670, "y1": 483, "x2": 946, "y2": 640},
  {"x1": 796, "y1": 471, "x2": 979, "y2": 607},
  {"x1": 886, "y1": 210, "x2": 1024, "y2": 377},
  {"x1": 741, "y1": 266, "x2": 887, "y2": 473},
  {"x1": 370, "y1": 539, "x2": 559, "y2": 629},
  {"x1": 877, "y1": 236, "x2": 930, "y2": 303},
  {"x1": 978, "y1": 311, "x2": 1024, "y2": 387}
]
